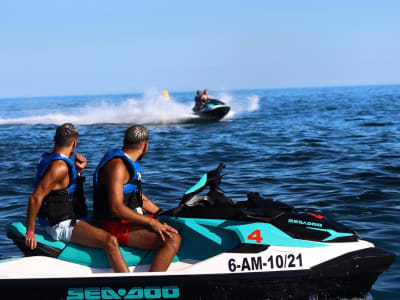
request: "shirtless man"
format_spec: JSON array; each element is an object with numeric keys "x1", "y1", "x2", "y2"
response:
[
  {"x1": 93, "y1": 125, "x2": 181, "y2": 272},
  {"x1": 26, "y1": 123, "x2": 129, "y2": 272}
]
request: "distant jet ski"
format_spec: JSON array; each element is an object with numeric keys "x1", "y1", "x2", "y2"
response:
[{"x1": 193, "y1": 99, "x2": 230, "y2": 121}]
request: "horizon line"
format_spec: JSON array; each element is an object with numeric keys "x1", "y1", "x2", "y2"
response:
[{"x1": 1, "y1": 82, "x2": 399, "y2": 101}]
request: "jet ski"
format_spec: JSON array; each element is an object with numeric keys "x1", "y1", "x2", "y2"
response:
[
  {"x1": 1, "y1": 164, "x2": 395, "y2": 300},
  {"x1": 193, "y1": 99, "x2": 230, "y2": 121}
]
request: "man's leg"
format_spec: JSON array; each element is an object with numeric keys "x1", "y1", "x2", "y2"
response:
[
  {"x1": 70, "y1": 221, "x2": 129, "y2": 273},
  {"x1": 126, "y1": 225, "x2": 181, "y2": 272}
]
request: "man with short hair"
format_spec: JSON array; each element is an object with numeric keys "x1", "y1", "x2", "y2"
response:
[
  {"x1": 25, "y1": 123, "x2": 129, "y2": 273},
  {"x1": 93, "y1": 124, "x2": 181, "y2": 272},
  {"x1": 194, "y1": 90, "x2": 204, "y2": 111}
]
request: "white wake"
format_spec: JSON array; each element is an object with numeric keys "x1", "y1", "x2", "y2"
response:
[{"x1": 0, "y1": 90, "x2": 260, "y2": 125}]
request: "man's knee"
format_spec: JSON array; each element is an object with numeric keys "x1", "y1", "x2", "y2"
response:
[
  {"x1": 166, "y1": 233, "x2": 181, "y2": 252},
  {"x1": 104, "y1": 233, "x2": 120, "y2": 251}
]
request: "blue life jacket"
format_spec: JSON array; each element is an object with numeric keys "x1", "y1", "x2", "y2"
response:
[
  {"x1": 36, "y1": 153, "x2": 77, "y2": 226},
  {"x1": 93, "y1": 149, "x2": 143, "y2": 221}
]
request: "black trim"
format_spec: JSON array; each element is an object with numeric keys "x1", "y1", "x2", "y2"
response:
[
  {"x1": 311, "y1": 246, "x2": 396, "y2": 277},
  {"x1": 73, "y1": 175, "x2": 87, "y2": 219},
  {"x1": 227, "y1": 244, "x2": 270, "y2": 253},
  {"x1": 6, "y1": 233, "x2": 62, "y2": 258}
]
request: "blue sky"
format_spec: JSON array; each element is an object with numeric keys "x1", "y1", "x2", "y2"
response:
[{"x1": 1, "y1": 1, "x2": 399, "y2": 98}]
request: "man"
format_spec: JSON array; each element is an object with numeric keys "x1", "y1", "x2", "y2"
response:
[
  {"x1": 201, "y1": 89, "x2": 210, "y2": 101},
  {"x1": 93, "y1": 125, "x2": 181, "y2": 272},
  {"x1": 194, "y1": 90, "x2": 204, "y2": 111},
  {"x1": 25, "y1": 123, "x2": 129, "y2": 273}
]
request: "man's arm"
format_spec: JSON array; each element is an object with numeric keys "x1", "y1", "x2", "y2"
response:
[
  {"x1": 25, "y1": 161, "x2": 69, "y2": 249},
  {"x1": 74, "y1": 152, "x2": 87, "y2": 173},
  {"x1": 142, "y1": 194, "x2": 162, "y2": 216}
]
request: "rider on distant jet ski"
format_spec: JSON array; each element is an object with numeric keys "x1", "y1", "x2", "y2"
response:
[
  {"x1": 201, "y1": 89, "x2": 210, "y2": 101},
  {"x1": 194, "y1": 90, "x2": 205, "y2": 111},
  {"x1": 194, "y1": 89, "x2": 212, "y2": 111}
]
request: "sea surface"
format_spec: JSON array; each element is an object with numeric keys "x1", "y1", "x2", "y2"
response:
[{"x1": 0, "y1": 85, "x2": 399, "y2": 299}]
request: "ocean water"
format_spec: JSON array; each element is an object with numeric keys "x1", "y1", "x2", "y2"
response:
[{"x1": 0, "y1": 85, "x2": 399, "y2": 299}]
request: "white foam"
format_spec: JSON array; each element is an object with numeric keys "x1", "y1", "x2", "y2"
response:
[
  {"x1": 0, "y1": 90, "x2": 260, "y2": 125},
  {"x1": 217, "y1": 93, "x2": 260, "y2": 118}
]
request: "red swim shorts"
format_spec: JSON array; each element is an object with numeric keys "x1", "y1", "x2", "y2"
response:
[{"x1": 100, "y1": 220, "x2": 133, "y2": 246}]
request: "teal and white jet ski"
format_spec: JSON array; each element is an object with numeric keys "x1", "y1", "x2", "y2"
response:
[
  {"x1": 193, "y1": 99, "x2": 230, "y2": 121},
  {"x1": 0, "y1": 164, "x2": 395, "y2": 300}
]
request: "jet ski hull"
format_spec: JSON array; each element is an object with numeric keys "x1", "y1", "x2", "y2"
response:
[
  {"x1": 194, "y1": 105, "x2": 230, "y2": 121},
  {"x1": 193, "y1": 99, "x2": 230, "y2": 121},
  {"x1": 0, "y1": 246, "x2": 394, "y2": 300},
  {"x1": 0, "y1": 274, "x2": 382, "y2": 300}
]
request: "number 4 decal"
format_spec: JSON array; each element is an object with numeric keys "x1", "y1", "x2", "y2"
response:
[{"x1": 247, "y1": 230, "x2": 263, "y2": 243}]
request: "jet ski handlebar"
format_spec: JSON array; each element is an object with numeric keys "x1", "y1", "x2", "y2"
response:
[
  {"x1": 206, "y1": 163, "x2": 225, "y2": 190},
  {"x1": 179, "y1": 163, "x2": 231, "y2": 207},
  {"x1": 216, "y1": 163, "x2": 226, "y2": 173}
]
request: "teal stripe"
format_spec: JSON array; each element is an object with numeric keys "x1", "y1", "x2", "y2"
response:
[
  {"x1": 184, "y1": 174, "x2": 207, "y2": 195},
  {"x1": 162, "y1": 217, "x2": 326, "y2": 249},
  {"x1": 306, "y1": 226, "x2": 354, "y2": 241},
  {"x1": 226, "y1": 222, "x2": 326, "y2": 248}
]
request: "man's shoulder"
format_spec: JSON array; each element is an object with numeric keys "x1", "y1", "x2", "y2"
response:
[
  {"x1": 103, "y1": 157, "x2": 129, "y2": 172},
  {"x1": 49, "y1": 159, "x2": 70, "y2": 170},
  {"x1": 45, "y1": 160, "x2": 70, "y2": 180},
  {"x1": 100, "y1": 157, "x2": 130, "y2": 184}
]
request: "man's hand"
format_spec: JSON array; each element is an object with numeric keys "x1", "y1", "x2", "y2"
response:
[
  {"x1": 25, "y1": 233, "x2": 37, "y2": 250},
  {"x1": 149, "y1": 219, "x2": 179, "y2": 242},
  {"x1": 75, "y1": 153, "x2": 87, "y2": 173}
]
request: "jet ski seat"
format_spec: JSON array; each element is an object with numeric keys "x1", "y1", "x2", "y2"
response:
[
  {"x1": 6, "y1": 222, "x2": 149, "y2": 268},
  {"x1": 6, "y1": 220, "x2": 238, "y2": 269}
]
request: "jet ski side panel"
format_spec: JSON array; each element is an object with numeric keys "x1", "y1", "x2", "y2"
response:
[
  {"x1": 154, "y1": 216, "x2": 240, "y2": 262},
  {"x1": 194, "y1": 106, "x2": 230, "y2": 121}
]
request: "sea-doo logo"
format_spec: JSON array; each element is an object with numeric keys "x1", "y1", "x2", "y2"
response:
[
  {"x1": 288, "y1": 218, "x2": 322, "y2": 227},
  {"x1": 67, "y1": 286, "x2": 180, "y2": 299}
]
